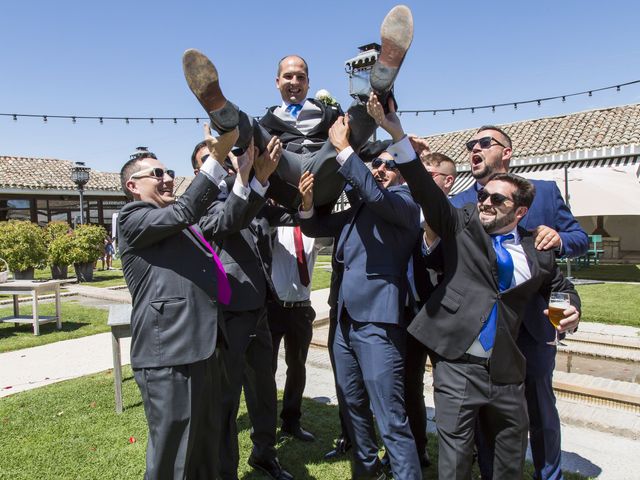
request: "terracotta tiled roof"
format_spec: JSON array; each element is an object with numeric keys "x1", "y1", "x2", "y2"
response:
[
  {"x1": 0, "y1": 156, "x2": 191, "y2": 195},
  {"x1": 422, "y1": 103, "x2": 640, "y2": 165},
  {"x1": 0, "y1": 156, "x2": 121, "y2": 192}
]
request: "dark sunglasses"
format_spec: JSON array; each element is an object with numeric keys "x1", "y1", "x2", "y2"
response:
[
  {"x1": 129, "y1": 167, "x2": 176, "y2": 181},
  {"x1": 371, "y1": 158, "x2": 398, "y2": 170},
  {"x1": 465, "y1": 136, "x2": 507, "y2": 152},
  {"x1": 477, "y1": 189, "x2": 513, "y2": 206}
]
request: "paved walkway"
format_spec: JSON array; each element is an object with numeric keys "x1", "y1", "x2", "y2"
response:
[{"x1": 1, "y1": 287, "x2": 640, "y2": 478}]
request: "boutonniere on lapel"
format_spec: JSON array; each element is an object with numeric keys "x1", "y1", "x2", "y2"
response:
[{"x1": 315, "y1": 89, "x2": 340, "y2": 108}]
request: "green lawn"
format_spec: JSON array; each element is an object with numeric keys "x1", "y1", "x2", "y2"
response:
[
  {"x1": 562, "y1": 263, "x2": 640, "y2": 282},
  {"x1": 576, "y1": 283, "x2": 640, "y2": 327},
  {"x1": 0, "y1": 367, "x2": 586, "y2": 479},
  {"x1": 0, "y1": 302, "x2": 109, "y2": 353}
]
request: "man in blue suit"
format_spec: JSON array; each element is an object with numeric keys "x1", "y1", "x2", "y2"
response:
[
  {"x1": 299, "y1": 110, "x2": 422, "y2": 479},
  {"x1": 451, "y1": 125, "x2": 588, "y2": 480}
]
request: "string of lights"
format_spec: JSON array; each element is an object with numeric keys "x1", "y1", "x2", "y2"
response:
[{"x1": 1, "y1": 80, "x2": 638, "y2": 124}]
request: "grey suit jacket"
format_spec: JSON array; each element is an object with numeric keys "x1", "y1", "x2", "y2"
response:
[
  {"x1": 118, "y1": 173, "x2": 225, "y2": 369},
  {"x1": 202, "y1": 190, "x2": 296, "y2": 312},
  {"x1": 397, "y1": 159, "x2": 580, "y2": 384}
]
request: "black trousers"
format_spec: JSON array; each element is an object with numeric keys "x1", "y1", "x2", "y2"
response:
[
  {"x1": 432, "y1": 357, "x2": 528, "y2": 480},
  {"x1": 218, "y1": 307, "x2": 278, "y2": 479},
  {"x1": 134, "y1": 351, "x2": 221, "y2": 480},
  {"x1": 404, "y1": 332, "x2": 430, "y2": 457},
  {"x1": 268, "y1": 301, "x2": 315, "y2": 427}
]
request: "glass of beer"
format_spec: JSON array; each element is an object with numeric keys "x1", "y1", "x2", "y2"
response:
[{"x1": 547, "y1": 292, "x2": 570, "y2": 346}]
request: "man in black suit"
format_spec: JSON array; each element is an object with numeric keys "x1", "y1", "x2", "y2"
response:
[
  {"x1": 194, "y1": 134, "x2": 294, "y2": 480},
  {"x1": 368, "y1": 95, "x2": 581, "y2": 478},
  {"x1": 117, "y1": 130, "x2": 238, "y2": 479},
  {"x1": 404, "y1": 152, "x2": 458, "y2": 469}
]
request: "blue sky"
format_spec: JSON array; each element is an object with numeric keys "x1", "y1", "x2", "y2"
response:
[{"x1": 2, "y1": 0, "x2": 639, "y2": 176}]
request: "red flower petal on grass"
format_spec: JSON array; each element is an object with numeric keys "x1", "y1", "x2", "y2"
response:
[{"x1": 129, "y1": 436, "x2": 136, "y2": 444}]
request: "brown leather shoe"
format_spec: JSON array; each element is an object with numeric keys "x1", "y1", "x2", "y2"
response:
[
  {"x1": 370, "y1": 5, "x2": 414, "y2": 95},
  {"x1": 182, "y1": 49, "x2": 239, "y2": 132}
]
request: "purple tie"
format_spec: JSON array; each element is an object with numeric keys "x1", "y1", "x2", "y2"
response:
[{"x1": 188, "y1": 226, "x2": 231, "y2": 305}]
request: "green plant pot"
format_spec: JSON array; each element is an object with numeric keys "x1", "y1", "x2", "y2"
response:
[
  {"x1": 13, "y1": 268, "x2": 35, "y2": 280},
  {"x1": 74, "y1": 262, "x2": 94, "y2": 282},
  {"x1": 51, "y1": 264, "x2": 68, "y2": 280}
]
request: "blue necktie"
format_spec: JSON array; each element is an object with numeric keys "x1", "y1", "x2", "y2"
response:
[
  {"x1": 478, "y1": 234, "x2": 514, "y2": 351},
  {"x1": 286, "y1": 103, "x2": 303, "y2": 118}
]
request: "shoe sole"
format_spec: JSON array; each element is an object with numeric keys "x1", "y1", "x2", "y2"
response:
[
  {"x1": 378, "y1": 5, "x2": 413, "y2": 69},
  {"x1": 183, "y1": 48, "x2": 239, "y2": 131}
]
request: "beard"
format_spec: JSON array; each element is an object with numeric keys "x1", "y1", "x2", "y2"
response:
[
  {"x1": 472, "y1": 162, "x2": 498, "y2": 181},
  {"x1": 480, "y1": 206, "x2": 517, "y2": 234}
]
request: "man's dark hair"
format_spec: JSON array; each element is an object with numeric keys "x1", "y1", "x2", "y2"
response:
[
  {"x1": 120, "y1": 148, "x2": 158, "y2": 199},
  {"x1": 277, "y1": 55, "x2": 309, "y2": 77},
  {"x1": 191, "y1": 140, "x2": 207, "y2": 170},
  {"x1": 477, "y1": 125, "x2": 512, "y2": 149},
  {"x1": 422, "y1": 152, "x2": 457, "y2": 177},
  {"x1": 120, "y1": 158, "x2": 144, "y2": 200},
  {"x1": 487, "y1": 172, "x2": 536, "y2": 209}
]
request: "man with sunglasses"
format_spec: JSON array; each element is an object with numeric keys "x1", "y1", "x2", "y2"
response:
[
  {"x1": 298, "y1": 105, "x2": 422, "y2": 479},
  {"x1": 450, "y1": 126, "x2": 588, "y2": 480},
  {"x1": 368, "y1": 94, "x2": 580, "y2": 479},
  {"x1": 118, "y1": 131, "x2": 244, "y2": 479}
]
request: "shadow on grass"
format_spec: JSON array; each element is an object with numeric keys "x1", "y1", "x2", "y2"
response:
[{"x1": 0, "y1": 320, "x2": 90, "y2": 340}]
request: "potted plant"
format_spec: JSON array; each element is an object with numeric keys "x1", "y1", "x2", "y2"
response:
[
  {"x1": 45, "y1": 221, "x2": 73, "y2": 279},
  {"x1": 0, "y1": 220, "x2": 47, "y2": 279},
  {"x1": 69, "y1": 224, "x2": 106, "y2": 282}
]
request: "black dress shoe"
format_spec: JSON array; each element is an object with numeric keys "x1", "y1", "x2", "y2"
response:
[
  {"x1": 281, "y1": 424, "x2": 316, "y2": 442},
  {"x1": 370, "y1": 5, "x2": 414, "y2": 95},
  {"x1": 324, "y1": 436, "x2": 352, "y2": 460},
  {"x1": 247, "y1": 456, "x2": 293, "y2": 480}
]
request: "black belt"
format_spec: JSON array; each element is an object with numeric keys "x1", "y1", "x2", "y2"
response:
[
  {"x1": 274, "y1": 299, "x2": 312, "y2": 308},
  {"x1": 455, "y1": 353, "x2": 490, "y2": 367}
]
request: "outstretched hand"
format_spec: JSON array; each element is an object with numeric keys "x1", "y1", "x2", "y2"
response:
[
  {"x1": 254, "y1": 136, "x2": 282, "y2": 185},
  {"x1": 534, "y1": 225, "x2": 562, "y2": 251},
  {"x1": 408, "y1": 134, "x2": 431, "y2": 161},
  {"x1": 231, "y1": 139, "x2": 255, "y2": 186},
  {"x1": 204, "y1": 123, "x2": 238, "y2": 165},
  {"x1": 328, "y1": 115, "x2": 351, "y2": 153},
  {"x1": 298, "y1": 171, "x2": 314, "y2": 212},
  {"x1": 366, "y1": 92, "x2": 404, "y2": 142}
]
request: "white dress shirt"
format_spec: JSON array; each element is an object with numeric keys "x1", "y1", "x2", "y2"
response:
[{"x1": 270, "y1": 226, "x2": 320, "y2": 302}]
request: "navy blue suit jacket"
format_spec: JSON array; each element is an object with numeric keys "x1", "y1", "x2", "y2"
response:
[
  {"x1": 300, "y1": 152, "x2": 420, "y2": 325},
  {"x1": 451, "y1": 179, "x2": 588, "y2": 343}
]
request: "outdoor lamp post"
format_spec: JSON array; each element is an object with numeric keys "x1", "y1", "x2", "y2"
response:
[
  {"x1": 71, "y1": 161, "x2": 91, "y2": 225},
  {"x1": 345, "y1": 43, "x2": 380, "y2": 142},
  {"x1": 344, "y1": 43, "x2": 380, "y2": 99}
]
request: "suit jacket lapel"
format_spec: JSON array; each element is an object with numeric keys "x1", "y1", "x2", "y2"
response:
[
  {"x1": 519, "y1": 232, "x2": 540, "y2": 280},
  {"x1": 183, "y1": 226, "x2": 213, "y2": 258}
]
